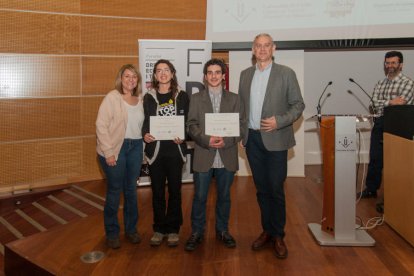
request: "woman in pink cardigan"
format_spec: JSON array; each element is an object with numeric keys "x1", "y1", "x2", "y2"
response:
[{"x1": 96, "y1": 64, "x2": 144, "y2": 249}]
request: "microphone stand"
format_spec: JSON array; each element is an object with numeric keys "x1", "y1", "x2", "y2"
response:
[
  {"x1": 349, "y1": 78, "x2": 377, "y2": 116},
  {"x1": 317, "y1": 81, "x2": 333, "y2": 122}
]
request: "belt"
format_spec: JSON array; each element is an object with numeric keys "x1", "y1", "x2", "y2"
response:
[{"x1": 249, "y1": 128, "x2": 261, "y2": 132}]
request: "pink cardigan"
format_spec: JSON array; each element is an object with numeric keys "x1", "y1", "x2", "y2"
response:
[{"x1": 96, "y1": 90, "x2": 128, "y2": 160}]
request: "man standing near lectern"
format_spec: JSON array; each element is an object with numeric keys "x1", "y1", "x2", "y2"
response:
[
  {"x1": 359, "y1": 51, "x2": 414, "y2": 199},
  {"x1": 239, "y1": 33, "x2": 304, "y2": 259}
]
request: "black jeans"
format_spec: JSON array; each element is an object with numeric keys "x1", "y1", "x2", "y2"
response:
[
  {"x1": 149, "y1": 151, "x2": 184, "y2": 234},
  {"x1": 365, "y1": 116, "x2": 384, "y2": 192}
]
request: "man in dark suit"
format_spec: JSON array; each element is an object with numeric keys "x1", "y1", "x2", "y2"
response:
[
  {"x1": 239, "y1": 33, "x2": 305, "y2": 259},
  {"x1": 185, "y1": 58, "x2": 244, "y2": 251}
]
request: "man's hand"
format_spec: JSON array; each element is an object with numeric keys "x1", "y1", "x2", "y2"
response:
[
  {"x1": 389, "y1": 96, "x2": 407, "y2": 105},
  {"x1": 261, "y1": 116, "x2": 277, "y2": 132},
  {"x1": 209, "y1": 136, "x2": 225, "y2": 148}
]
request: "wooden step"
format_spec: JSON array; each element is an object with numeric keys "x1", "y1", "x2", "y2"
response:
[{"x1": 0, "y1": 184, "x2": 106, "y2": 262}]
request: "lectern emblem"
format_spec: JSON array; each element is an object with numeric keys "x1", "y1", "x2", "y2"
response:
[
  {"x1": 339, "y1": 136, "x2": 352, "y2": 148},
  {"x1": 336, "y1": 134, "x2": 356, "y2": 151}
]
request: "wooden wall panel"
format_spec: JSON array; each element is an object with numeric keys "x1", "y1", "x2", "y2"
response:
[
  {"x1": 82, "y1": 57, "x2": 138, "y2": 95},
  {"x1": 0, "y1": 56, "x2": 80, "y2": 98},
  {"x1": 80, "y1": 96, "x2": 103, "y2": 136},
  {"x1": 212, "y1": 52, "x2": 229, "y2": 63},
  {"x1": 0, "y1": 1, "x2": 80, "y2": 13},
  {"x1": 0, "y1": 98, "x2": 82, "y2": 142},
  {"x1": 0, "y1": 0, "x2": 208, "y2": 192},
  {"x1": 0, "y1": 139, "x2": 83, "y2": 189},
  {"x1": 81, "y1": 137, "x2": 103, "y2": 179},
  {"x1": 0, "y1": 11, "x2": 80, "y2": 54},
  {"x1": 80, "y1": 0, "x2": 206, "y2": 20},
  {"x1": 81, "y1": 17, "x2": 205, "y2": 55}
]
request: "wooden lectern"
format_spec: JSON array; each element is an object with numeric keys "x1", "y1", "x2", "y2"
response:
[
  {"x1": 383, "y1": 105, "x2": 414, "y2": 246},
  {"x1": 308, "y1": 115, "x2": 375, "y2": 246}
]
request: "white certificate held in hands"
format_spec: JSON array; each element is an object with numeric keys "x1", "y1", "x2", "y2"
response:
[
  {"x1": 205, "y1": 113, "x2": 240, "y2": 137},
  {"x1": 150, "y1": 115, "x2": 185, "y2": 140}
]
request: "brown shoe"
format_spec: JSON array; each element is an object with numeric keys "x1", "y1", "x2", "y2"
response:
[
  {"x1": 274, "y1": 237, "x2": 288, "y2": 259},
  {"x1": 106, "y1": 238, "x2": 121, "y2": 249},
  {"x1": 251, "y1": 232, "x2": 272, "y2": 251}
]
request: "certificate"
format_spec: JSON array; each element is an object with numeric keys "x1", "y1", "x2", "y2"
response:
[
  {"x1": 205, "y1": 113, "x2": 240, "y2": 137},
  {"x1": 150, "y1": 115, "x2": 185, "y2": 140}
]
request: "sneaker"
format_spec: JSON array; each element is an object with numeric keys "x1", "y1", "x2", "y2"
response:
[
  {"x1": 216, "y1": 231, "x2": 236, "y2": 248},
  {"x1": 357, "y1": 189, "x2": 377, "y2": 199},
  {"x1": 150, "y1": 232, "x2": 165, "y2": 246},
  {"x1": 126, "y1": 232, "x2": 141, "y2": 244},
  {"x1": 106, "y1": 238, "x2": 121, "y2": 249},
  {"x1": 184, "y1": 233, "x2": 203, "y2": 251},
  {"x1": 167, "y1": 233, "x2": 179, "y2": 247}
]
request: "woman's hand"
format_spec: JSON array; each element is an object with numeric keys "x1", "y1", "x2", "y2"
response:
[
  {"x1": 173, "y1": 137, "x2": 183, "y2": 144},
  {"x1": 144, "y1": 133, "x2": 155, "y2": 143},
  {"x1": 106, "y1": 156, "x2": 117, "y2": 166}
]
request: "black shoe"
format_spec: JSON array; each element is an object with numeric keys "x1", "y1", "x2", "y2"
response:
[
  {"x1": 126, "y1": 232, "x2": 141, "y2": 244},
  {"x1": 376, "y1": 202, "x2": 384, "y2": 214},
  {"x1": 106, "y1": 238, "x2": 121, "y2": 249},
  {"x1": 357, "y1": 189, "x2": 377, "y2": 199},
  {"x1": 216, "y1": 231, "x2": 236, "y2": 248},
  {"x1": 185, "y1": 233, "x2": 202, "y2": 251}
]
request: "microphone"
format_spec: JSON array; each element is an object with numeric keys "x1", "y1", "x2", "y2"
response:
[
  {"x1": 317, "y1": 81, "x2": 333, "y2": 122},
  {"x1": 349, "y1": 78, "x2": 376, "y2": 115}
]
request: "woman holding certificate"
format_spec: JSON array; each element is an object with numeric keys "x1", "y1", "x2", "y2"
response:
[
  {"x1": 96, "y1": 64, "x2": 144, "y2": 249},
  {"x1": 142, "y1": 59, "x2": 189, "y2": 247}
]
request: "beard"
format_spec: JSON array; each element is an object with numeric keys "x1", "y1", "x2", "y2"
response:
[{"x1": 384, "y1": 66, "x2": 401, "y2": 78}]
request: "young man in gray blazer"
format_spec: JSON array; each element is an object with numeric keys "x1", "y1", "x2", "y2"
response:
[
  {"x1": 185, "y1": 58, "x2": 244, "y2": 251},
  {"x1": 239, "y1": 33, "x2": 305, "y2": 259}
]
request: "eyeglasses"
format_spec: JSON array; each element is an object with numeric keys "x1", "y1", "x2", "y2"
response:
[{"x1": 384, "y1": 61, "x2": 400, "y2": 66}]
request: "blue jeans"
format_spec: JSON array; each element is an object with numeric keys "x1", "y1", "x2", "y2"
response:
[
  {"x1": 246, "y1": 129, "x2": 287, "y2": 238},
  {"x1": 99, "y1": 139, "x2": 143, "y2": 239},
  {"x1": 191, "y1": 168, "x2": 235, "y2": 235},
  {"x1": 365, "y1": 116, "x2": 384, "y2": 192}
]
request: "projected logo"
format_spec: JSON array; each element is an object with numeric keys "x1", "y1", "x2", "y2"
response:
[
  {"x1": 225, "y1": 0, "x2": 256, "y2": 23},
  {"x1": 325, "y1": 0, "x2": 355, "y2": 18}
]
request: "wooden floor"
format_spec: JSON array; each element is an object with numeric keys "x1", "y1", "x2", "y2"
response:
[{"x1": 2, "y1": 165, "x2": 414, "y2": 275}]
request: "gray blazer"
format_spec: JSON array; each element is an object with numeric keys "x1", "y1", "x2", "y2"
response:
[
  {"x1": 239, "y1": 62, "x2": 305, "y2": 151},
  {"x1": 187, "y1": 89, "x2": 243, "y2": 172}
]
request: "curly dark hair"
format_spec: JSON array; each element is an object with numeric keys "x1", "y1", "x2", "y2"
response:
[{"x1": 203, "y1": 58, "x2": 227, "y2": 87}]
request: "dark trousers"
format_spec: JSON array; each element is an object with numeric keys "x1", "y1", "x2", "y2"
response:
[
  {"x1": 149, "y1": 152, "x2": 184, "y2": 234},
  {"x1": 365, "y1": 117, "x2": 384, "y2": 192},
  {"x1": 245, "y1": 129, "x2": 287, "y2": 238},
  {"x1": 191, "y1": 168, "x2": 235, "y2": 235}
]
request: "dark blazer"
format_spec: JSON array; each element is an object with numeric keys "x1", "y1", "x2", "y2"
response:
[
  {"x1": 238, "y1": 62, "x2": 305, "y2": 151},
  {"x1": 187, "y1": 89, "x2": 243, "y2": 172}
]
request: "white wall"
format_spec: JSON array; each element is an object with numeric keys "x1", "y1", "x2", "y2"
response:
[{"x1": 304, "y1": 49, "x2": 414, "y2": 164}]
